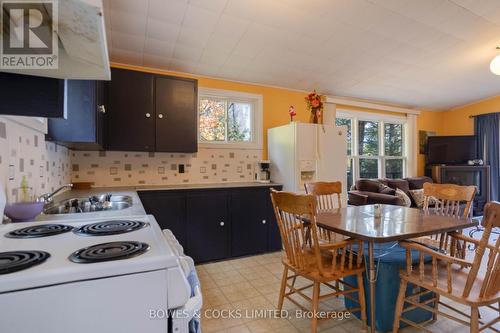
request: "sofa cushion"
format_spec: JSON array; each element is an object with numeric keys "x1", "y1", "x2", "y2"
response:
[
  {"x1": 405, "y1": 176, "x2": 433, "y2": 190},
  {"x1": 365, "y1": 192, "x2": 403, "y2": 205},
  {"x1": 356, "y1": 179, "x2": 383, "y2": 193},
  {"x1": 386, "y1": 179, "x2": 410, "y2": 193},
  {"x1": 380, "y1": 185, "x2": 396, "y2": 195}
]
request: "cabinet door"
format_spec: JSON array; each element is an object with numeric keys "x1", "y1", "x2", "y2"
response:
[
  {"x1": 138, "y1": 191, "x2": 187, "y2": 248},
  {"x1": 230, "y1": 189, "x2": 269, "y2": 257},
  {"x1": 48, "y1": 80, "x2": 105, "y2": 150},
  {"x1": 186, "y1": 191, "x2": 229, "y2": 263},
  {"x1": 155, "y1": 76, "x2": 197, "y2": 152},
  {"x1": 0, "y1": 72, "x2": 64, "y2": 117},
  {"x1": 106, "y1": 68, "x2": 155, "y2": 151}
]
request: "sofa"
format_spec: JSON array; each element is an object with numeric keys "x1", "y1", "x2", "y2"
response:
[{"x1": 348, "y1": 176, "x2": 433, "y2": 207}]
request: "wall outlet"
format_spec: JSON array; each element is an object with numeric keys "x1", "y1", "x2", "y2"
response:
[{"x1": 178, "y1": 164, "x2": 185, "y2": 173}]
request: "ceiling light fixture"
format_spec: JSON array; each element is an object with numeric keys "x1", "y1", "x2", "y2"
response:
[{"x1": 490, "y1": 47, "x2": 500, "y2": 75}]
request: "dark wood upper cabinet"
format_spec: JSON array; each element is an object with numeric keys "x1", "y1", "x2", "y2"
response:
[
  {"x1": 47, "y1": 80, "x2": 106, "y2": 150},
  {"x1": 0, "y1": 72, "x2": 64, "y2": 118},
  {"x1": 106, "y1": 68, "x2": 198, "y2": 153},
  {"x1": 155, "y1": 76, "x2": 197, "y2": 152},
  {"x1": 106, "y1": 68, "x2": 155, "y2": 151}
]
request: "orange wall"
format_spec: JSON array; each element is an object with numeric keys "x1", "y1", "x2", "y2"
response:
[
  {"x1": 416, "y1": 110, "x2": 443, "y2": 176},
  {"x1": 440, "y1": 95, "x2": 500, "y2": 136},
  {"x1": 111, "y1": 63, "x2": 442, "y2": 176}
]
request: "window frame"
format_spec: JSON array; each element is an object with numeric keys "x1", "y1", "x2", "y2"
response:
[
  {"x1": 336, "y1": 109, "x2": 408, "y2": 182},
  {"x1": 198, "y1": 88, "x2": 263, "y2": 150}
]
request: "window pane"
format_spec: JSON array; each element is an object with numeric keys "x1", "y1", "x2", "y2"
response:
[
  {"x1": 199, "y1": 98, "x2": 226, "y2": 142},
  {"x1": 227, "y1": 102, "x2": 252, "y2": 142},
  {"x1": 347, "y1": 158, "x2": 353, "y2": 190},
  {"x1": 336, "y1": 118, "x2": 352, "y2": 155},
  {"x1": 359, "y1": 159, "x2": 378, "y2": 179},
  {"x1": 385, "y1": 159, "x2": 403, "y2": 179},
  {"x1": 358, "y1": 120, "x2": 379, "y2": 156},
  {"x1": 384, "y1": 123, "x2": 403, "y2": 156}
]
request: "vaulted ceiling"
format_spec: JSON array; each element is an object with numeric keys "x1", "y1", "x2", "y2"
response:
[{"x1": 103, "y1": 0, "x2": 500, "y2": 110}]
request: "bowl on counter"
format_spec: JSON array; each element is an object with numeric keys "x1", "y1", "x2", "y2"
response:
[{"x1": 4, "y1": 202, "x2": 44, "y2": 222}]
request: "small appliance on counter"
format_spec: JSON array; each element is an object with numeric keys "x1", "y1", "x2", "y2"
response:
[{"x1": 255, "y1": 160, "x2": 271, "y2": 183}]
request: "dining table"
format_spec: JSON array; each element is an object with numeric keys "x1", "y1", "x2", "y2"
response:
[{"x1": 315, "y1": 204, "x2": 478, "y2": 333}]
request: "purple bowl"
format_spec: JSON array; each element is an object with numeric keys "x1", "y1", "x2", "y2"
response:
[{"x1": 4, "y1": 202, "x2": 44, "y2": 222}]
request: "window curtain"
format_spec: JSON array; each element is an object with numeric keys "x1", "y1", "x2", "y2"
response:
[{"x1": 475, "y1": 113, "x2": 500, "y2": 201}]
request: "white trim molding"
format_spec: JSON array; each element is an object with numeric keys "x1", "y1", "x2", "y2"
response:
[
  {"x1": 327, "y1": 96, "x2": 421, "y2": 115},
  {"x1": 197, "y1": 87, "x2": 263, "y2": 150}
]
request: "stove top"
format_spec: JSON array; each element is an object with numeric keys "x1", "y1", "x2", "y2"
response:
[
  {"x1": 5, "y1": 224, "x2": 74, "y2": 239},
  {"x1": 73, "y1": 220, "x2": 148, "y2": 236},
  {"x1": 69, "y1": 241, "x2": 150, "y2": 263},
  {"x1": 0, "y1": 251, "x2": 50, "y2": 274},
  {"x1": 0, "y1": 215, "x2": 178, "y2": 293}
]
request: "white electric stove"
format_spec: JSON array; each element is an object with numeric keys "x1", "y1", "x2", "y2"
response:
[{"x1": 0, "y1": 215, "x2": 198, "y2": 333}]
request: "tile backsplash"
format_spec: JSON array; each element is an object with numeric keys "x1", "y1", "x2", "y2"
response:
[
  {"x1": 0, "y1": 117, "x2": 71, "y2": 201},
  {"x1": 71, "y1": 148, "x2": 262, "y2": 187}
]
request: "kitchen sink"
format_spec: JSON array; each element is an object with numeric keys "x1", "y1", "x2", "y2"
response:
[{"x1": 43, "y1": 194, "x2": 133, "y2": 215}]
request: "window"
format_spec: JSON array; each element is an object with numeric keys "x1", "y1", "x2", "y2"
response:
[
  {"x1": 198, "y1": 88, "x2": 262, "y2": 148},
  {"x1": 336, "y1": 110, "x2": 407, "y2": 185}
]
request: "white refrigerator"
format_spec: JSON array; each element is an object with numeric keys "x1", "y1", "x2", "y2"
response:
[{"x1": 268, "y1": 122, "x2": 348, "y2": 206}]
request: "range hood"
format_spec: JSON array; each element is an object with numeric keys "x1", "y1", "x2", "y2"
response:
[{"x1": 1, "y1": 0, "x2": 110, "y2": 80}]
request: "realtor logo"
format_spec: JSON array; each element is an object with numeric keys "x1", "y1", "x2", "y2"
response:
[{"x1": 1, "y1": 0, "x2": 58, "y2": 69}]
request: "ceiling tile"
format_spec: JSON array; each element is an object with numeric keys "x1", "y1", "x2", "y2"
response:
[
  {"x1": 144, "y1": 38, "x2": 175, "y2": 57},
  {"x1": 177, "y1": 26, "x2": 211, "y2": 48},
  {"x1": 189, "y1": 0, "x2": 228, "y2": 14},
  {"x1": 109, "y1": 10, "x2": 147, "y2": 37},
  {"x1": 182, "y1": 4, "x2": 220, "y2": 30},
  {"x1": 111, "y1": 31, "x2": 144, "y2": 52},
  {"x1": 146, "y1": 18, "x2": 181, "y2": 42},
  {"x1": 148, "y1": 0, "x2": 188, "y2": 24}
]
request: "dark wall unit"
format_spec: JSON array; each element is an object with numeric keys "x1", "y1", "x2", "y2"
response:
[
  {"x1": 0, "y1": 72, "x2": 64, "y2": 118},
  {"x1": 106, "y1": 68, "x2": 155, "y2": 151},
  {"x1": 155, "y1": 76, "x2": 197, "y2": 152},
  {"x1": 138, "y1": 184, "x2": 283, "y2": 264},
  {"x1": 430, "y1": 165, "x2": 490, "y2": 215},
  {"x1": 106, "y1": 68, "x2": 198, "y2": 153},
  {"x1": 47, "y1": 80, "x2": 106, "y2": 150}
]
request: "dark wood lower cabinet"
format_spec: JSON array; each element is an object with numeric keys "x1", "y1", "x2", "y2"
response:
[
  {"x1": 230, "y1": 189, "x2": 270, "y2": 257},
  {"x1": 138, "y1": 191, "x2": 187, "y2": 248},
  {"x1": 138, "y1": 185, "x2": 282, "y2": 264},
  {"x1": 186, "y1": 191, "x2": 230, "y2": 263}
]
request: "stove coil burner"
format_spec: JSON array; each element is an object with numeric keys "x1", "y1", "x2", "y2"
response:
[
  {"x1": 69, "y1": 241, "x2": 149, "y2": 263},
  {"x1": 0, "y1": 251, "x2": 50, "y2": 274},
  {"x1": 73, "y1": 220, "x2": 147, "y2": 236},
  {"x1": 5, "y1": 224, "x2": 73, "y2": 239}
]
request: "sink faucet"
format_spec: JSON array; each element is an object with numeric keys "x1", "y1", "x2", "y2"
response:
[{"x1": 38, "y1": 184, "x2": 73, "y2": 204}]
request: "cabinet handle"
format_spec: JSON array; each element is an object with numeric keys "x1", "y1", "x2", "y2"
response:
[
  {"x1": 219, "y1": 221, "x2": 225, "y2": 227},
  {"x1": 145, "y1": 113, "x2": 151, "y2": 118},
  {"x1": 98, "y1": 105, "x2": 106, "y2": 113},
  {"x1": 262, "y1": 220, "x2": 267, "y2": 224},
  {"x1": 158, "y1": 113, "x2": 164, "y2": 119}
]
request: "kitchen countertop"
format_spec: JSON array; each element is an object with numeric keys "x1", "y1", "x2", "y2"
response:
[{"x1": 7, "y1": 182, "x2": 282, "y2": 223}]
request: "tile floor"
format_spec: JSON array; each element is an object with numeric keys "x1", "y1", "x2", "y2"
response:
[{"x1": 196, "y1": 251, "x2": 499, "y2": 333}]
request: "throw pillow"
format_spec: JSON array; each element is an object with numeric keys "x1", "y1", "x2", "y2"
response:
[
  {"x1": 409, "y1": 189, "x2": 440, "y2": 208},
  {"x1": 395, "y1": 188, "x2": 412, "y2": 207}
]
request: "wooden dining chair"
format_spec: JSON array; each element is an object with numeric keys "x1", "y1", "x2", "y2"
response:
[
  {"x1": 393, "y1": 201, "x2": 500, "y2": 333},
  {"x1": 304, "y1": 181, "x2": 346, "y2": 243},
  {"x1": 270, "y1": 189, "x2": 367, "y2": 332},
  {"x1": 413, "y1": 183, "x2": 476, "y2": 255}
]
